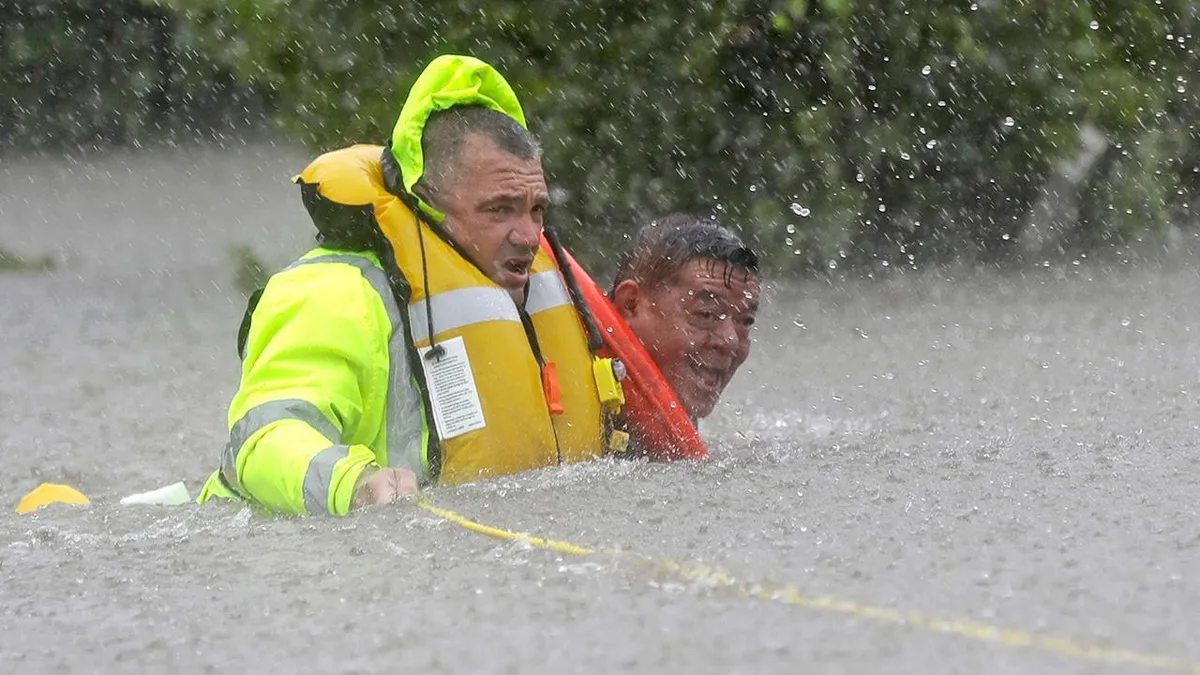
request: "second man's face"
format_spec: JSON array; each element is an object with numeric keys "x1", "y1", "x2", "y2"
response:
[
  {"x1": 434, "y1": 133, "x2": 549, "y2": 303},
  {"x1": 619, "y1": 259, "x2": 759, "y2": 420}
]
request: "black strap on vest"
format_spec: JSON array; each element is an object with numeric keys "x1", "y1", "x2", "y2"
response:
[
  {"x1": 541, "y1": 227, "x2": 605, "y2": 353},
  {"x1": 367, "y1": 232, "x2": 444, "y2": 480}
]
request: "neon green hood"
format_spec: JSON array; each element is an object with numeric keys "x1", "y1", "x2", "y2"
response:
[{"x1": 390, "y1": 54, "x2": 527, "y2": 220}]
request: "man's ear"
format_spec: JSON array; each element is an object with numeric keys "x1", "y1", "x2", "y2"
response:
[{"x1": 612, "y1": 279, "x2": 644, "y2": 320}]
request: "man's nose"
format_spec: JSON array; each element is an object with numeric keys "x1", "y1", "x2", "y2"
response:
[
  {"x1": 509, "y1": 214, "x2": 542, "y2": 248},
  {"x1": 708, "y1": 315, "x2": 740, "y2": 351}
]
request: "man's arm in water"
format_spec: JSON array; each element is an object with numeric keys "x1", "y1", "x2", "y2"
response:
[{"x1": 220, "y1": 259, "x2": 416, "y2": 516}]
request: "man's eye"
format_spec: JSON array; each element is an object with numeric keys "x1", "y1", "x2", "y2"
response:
[{"x1": 487, "y1": 205, "x2": 509, "y2": 215}]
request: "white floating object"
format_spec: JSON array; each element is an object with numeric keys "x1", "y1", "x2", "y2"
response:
[{"x1": 120, "y1": 481, "x2": 191, "y2": 506}]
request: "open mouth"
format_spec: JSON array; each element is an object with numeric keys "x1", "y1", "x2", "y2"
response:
[
  {"x1": 693, "y1": 364, "x2": 725, "y2": 391},
  {"x1": 500, "y1": 257, "x2": 534, "y2": 286},
  {"x1": 503, "y1": 259, "x2": 532, "y2": 275}
]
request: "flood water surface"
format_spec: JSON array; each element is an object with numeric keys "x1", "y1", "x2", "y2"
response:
[{"x1": 2, "y1": 144, "x2": 1199, "y2": 674}]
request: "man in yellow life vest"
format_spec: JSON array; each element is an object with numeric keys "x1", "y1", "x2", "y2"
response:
[{"x1": 198, "y1": 55, "x2": 624, "y2": 515}]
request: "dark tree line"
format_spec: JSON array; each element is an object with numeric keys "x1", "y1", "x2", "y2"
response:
[{"x1": 5, "y1": 0, "x2": 1198, "y2": 271}]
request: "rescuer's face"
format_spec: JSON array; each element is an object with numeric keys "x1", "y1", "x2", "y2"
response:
[
  {"x1": 434, "y1": 133, "x2": 549, "y2": 304},
  {"x1": 614, "y1": 259, "x2": 759, "y2": 420}
]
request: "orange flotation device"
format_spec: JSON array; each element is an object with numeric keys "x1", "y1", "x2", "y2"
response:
[{"x1": 540, "y1": 238, "x2": 707, "y2": 461}]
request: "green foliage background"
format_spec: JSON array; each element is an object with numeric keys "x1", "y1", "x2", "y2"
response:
[{"x1": 5, "y1": 0, "x2": 1198, "y2": 272}]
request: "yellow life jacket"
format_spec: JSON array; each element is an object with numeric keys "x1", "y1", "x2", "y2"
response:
[{"x1": 297, "y1": 145, "x2": 607, "y2": 485}]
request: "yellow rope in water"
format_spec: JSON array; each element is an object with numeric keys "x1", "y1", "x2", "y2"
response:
[
  {"x1": 416, "y1": 496, "x2": 1200, "y2": 673},
  {"x1": 418, "y1": 498, "x2": 596, "y2": 557}
]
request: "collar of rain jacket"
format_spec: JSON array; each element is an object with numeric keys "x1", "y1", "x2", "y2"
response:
[{"x1": 389, "y1": 54, "x2": 528, "y2": 222}]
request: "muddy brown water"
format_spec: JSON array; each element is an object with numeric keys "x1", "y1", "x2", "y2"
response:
[{"x1": 2, "y1": 143, "x2": 1199, "y2": 674}]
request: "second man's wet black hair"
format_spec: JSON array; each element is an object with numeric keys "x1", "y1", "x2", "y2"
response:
[{"x1": 611, "y1": 213, "x2": 758, "y2": 293}]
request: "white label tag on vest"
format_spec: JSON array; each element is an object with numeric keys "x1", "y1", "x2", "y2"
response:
[{"x1": 418, "y1": 336, "x2": 486, "y2": 441}]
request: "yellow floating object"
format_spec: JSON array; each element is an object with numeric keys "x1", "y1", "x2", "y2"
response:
[{"x1": 16, "y1": 483, "x2": 91, "y2": 514}]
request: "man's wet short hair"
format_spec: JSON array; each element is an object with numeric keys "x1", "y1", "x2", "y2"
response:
[
  {"x1": 419, "y1": 105, "x2": 541, "y2": 195},
  {"x1": 611, "y1": 213, "x2": 759, "y2": 293}
]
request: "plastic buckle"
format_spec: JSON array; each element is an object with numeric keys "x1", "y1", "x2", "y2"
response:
[{"x1": 593, "y1": 357, "x2": 625, "y2": 412}]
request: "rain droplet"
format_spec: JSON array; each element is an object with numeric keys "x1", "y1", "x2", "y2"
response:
[
  {"x1": 786, "y1": 223, "x2": 796, "y2": 234},
  {"x1": 878, "y1": 203, "x2": 887, "y2": 213},
  {"x1": 921, "y1": 65, "x2": 932, "y2": 76},
  {"x1": 925, "y1": 139, "x2": 938, "y2": 149},
  {"x1": 790, "y1": 203, "x2": 810, "y2": 217},
  {"x1": 1089, "y1": 20, "x2": 1100, "y2": 30},
  {"x1": 1002, "y1": 116, "x2": 1016, "y2": 128},
  {"x1": 828, "y1": 260, "x2": 838, "y2": 270}
]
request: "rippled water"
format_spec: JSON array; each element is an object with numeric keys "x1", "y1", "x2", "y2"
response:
[{"x1": 2, "y1": 143, "x2": 1199, "y2": 673}]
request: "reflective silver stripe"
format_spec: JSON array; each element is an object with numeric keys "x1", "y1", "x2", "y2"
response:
[
  {"x1": 524, "y1": 270, "x2": 573, "y2": 315},
  {"x1": 381, "y1": 283, "x2": 427, "y2": 481},
  {"x1": 303, "y1": 445, "x2": 349, "y2": 515},
  {"x1": 220, "y1": 399, "x2": 342, "y2": 493},
  {"x1": 407, "y1": 286, "x2": 520, "y2": 344}
]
